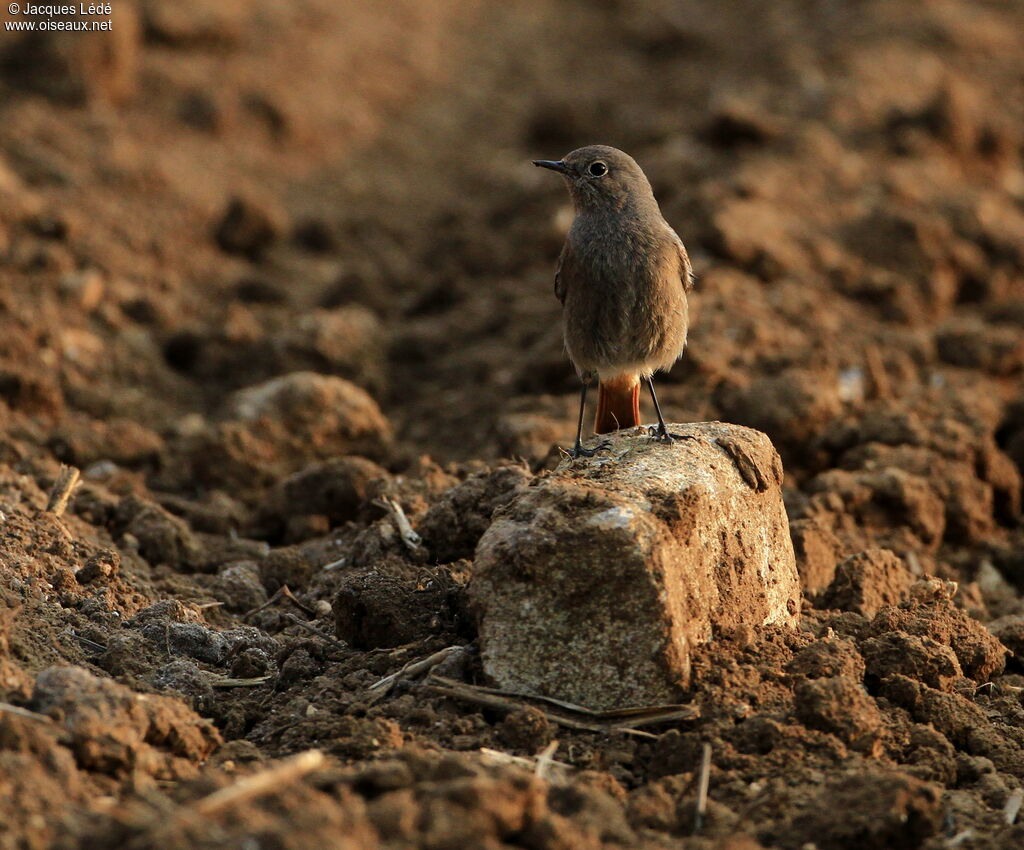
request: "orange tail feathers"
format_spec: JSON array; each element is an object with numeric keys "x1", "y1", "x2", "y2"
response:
[{"x1": 594, "y1": 375, "x2": 641, "y2": 434}]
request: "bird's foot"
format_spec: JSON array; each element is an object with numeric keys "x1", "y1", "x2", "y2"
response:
[
  {"x1": 648, "y1": 425, "x2": 697, "y2": 443},
  {"x1": 566, "y1": 439, "x2": 612, "y2": 459}
]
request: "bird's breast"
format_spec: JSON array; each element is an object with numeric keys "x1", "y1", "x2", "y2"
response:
[{"x1": 560, "y1": 221, "x2": 687, "y2": 375}]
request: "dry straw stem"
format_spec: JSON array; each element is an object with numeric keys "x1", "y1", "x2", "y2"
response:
[
  {"x1": 208, "y1": 675, "x2": 272, "y2": 688},
  {"x1": 478, "y1": 743, "x2": 572, "y2": 783},
  {"x1": 434, "y1": 676, "x2": 697, "y2": 721},
  {"x1": 1004, "y1": 788, "x2": 1023, "y2": 825},
  {"x1": 533, "y1": 739, "x2": 561, "y2": 781},
  {"x1": 0, "y1": 702, "x2": 53, "y2": 724},
  {"x1": 186, "y1": 750, "x2": 326, "y2": 818},
  {"x1": 241, "y1": 585, "x2": 347, "y2": 653},
  {"x1": 321, "y1": 556, "x2": 347, "y2": 571},
  {"x1": 694, "y1": 742, "x2": 712, "y2": 833},
  {"x1": 45, "y1": 465, "x2": 80, "y2": 516},
  {"x1": 864, "y1": 345, "x2": 892, "y2": 399},
  {"x1": 279, "y1": 585, "x2": 317, "y2": 617},
  {"x1": 280, "y1": 612, "x2": 348, "y2": 653},
  {"x1": 425, "y1": 675, "x2": 698, "y2": 737},
  {"x1": 243, "y1": 584, "x2": 316, "y2": 621},
  {"x1": 374, "y1": 496, "x2": 424, "y2": 554},
  {"x1": 71, "y1": 631, "x2": 107, "y2": 653},
  {"x1": 368, "y1": 645, "x2": 467, "y2": 697}
]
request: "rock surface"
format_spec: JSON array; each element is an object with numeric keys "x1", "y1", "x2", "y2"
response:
[{"x1": 470, "y1": 422, "x2": 801, "y2": 709}]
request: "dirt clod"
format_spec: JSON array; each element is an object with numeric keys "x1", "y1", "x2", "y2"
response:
[
  {"x1": 787, "y1": 770, "x2": 942, "y2": 849},
  {"x1": 334, "y1": 563, "x2": 456, "y2": 650},
  {"x1": 862, "y1": 632, "x2": 962, "y2": 692},
  {"x1": 30, "y1": 665, "x2": 221, "y2": 776},
  {"x1": 819, "y1": 548, "x2": 913, "y2": 616},
  {"x1": 497, "y1": 707, "x2": 554, "y2": 754},
  {"x1": 214, "y1": 195, "x2": 283, "y2": 260},
  {"x1": 75, "y1": 548, "x2": 121, "y2": 584},
  {"x1": 794, "y1": 676, "x2": 883, "y2": 754}
]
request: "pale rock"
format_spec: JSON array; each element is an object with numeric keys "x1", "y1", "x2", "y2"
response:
[{"x1": 470, "y1": 422, "x2": 801, "y2": 709}]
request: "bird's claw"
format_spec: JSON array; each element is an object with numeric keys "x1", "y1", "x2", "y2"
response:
[
  {"x1": 648, "y1": 425, "x2": 696, "y2": 443},
  {"x1": 568, "y1": 439, "x2": 612, "y2": 459}
]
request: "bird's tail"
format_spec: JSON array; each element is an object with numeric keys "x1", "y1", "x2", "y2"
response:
[{"x1": 594, "y1": 374, "x2": 641, "y2": 434}]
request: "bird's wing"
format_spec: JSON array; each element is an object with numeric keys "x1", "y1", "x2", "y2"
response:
[
  {"x1": 554, "y1": 241, "x2": 569, "y2": 304},
  {"x1": 672, "y1": 230, "x2": 696, "y2": 293}
]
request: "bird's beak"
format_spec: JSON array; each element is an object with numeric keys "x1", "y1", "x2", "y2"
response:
[{"x1": 533, "y1": 159, "x2": 569, "y2": 174}]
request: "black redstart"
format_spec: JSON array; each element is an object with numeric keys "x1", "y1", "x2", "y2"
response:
[{"x1": 534, "y1": 145, "x2": 694, "y2": 457}]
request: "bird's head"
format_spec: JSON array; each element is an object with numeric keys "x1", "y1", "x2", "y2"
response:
[{"x1": 533, "y1": 145, "x2": 656, "y2": 214}]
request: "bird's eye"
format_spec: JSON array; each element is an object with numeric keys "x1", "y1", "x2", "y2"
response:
[{"x1": 588, "y1": 161, "x2": 608, "y2": 177}]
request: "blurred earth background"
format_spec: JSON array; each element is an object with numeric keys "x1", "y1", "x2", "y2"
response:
[{"x1": 1, "y1": 0, "x2": 1024, "y2": 847}]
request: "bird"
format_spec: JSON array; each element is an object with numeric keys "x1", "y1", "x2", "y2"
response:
[{"x1": 533, "y1": 145, "x2": 694, "y2": 458}]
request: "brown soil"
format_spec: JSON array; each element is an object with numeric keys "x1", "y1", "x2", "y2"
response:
[{"x1": 2, "y1": 0, "x2": 1024, "y2": 848}]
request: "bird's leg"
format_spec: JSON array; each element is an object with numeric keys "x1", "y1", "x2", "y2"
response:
[
  {"x1": 647, "y1": 377, "x2": 695, "y2": 443},
  {"x1": 568, "y1": 379, "x2": 610, "y2": 458}
]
